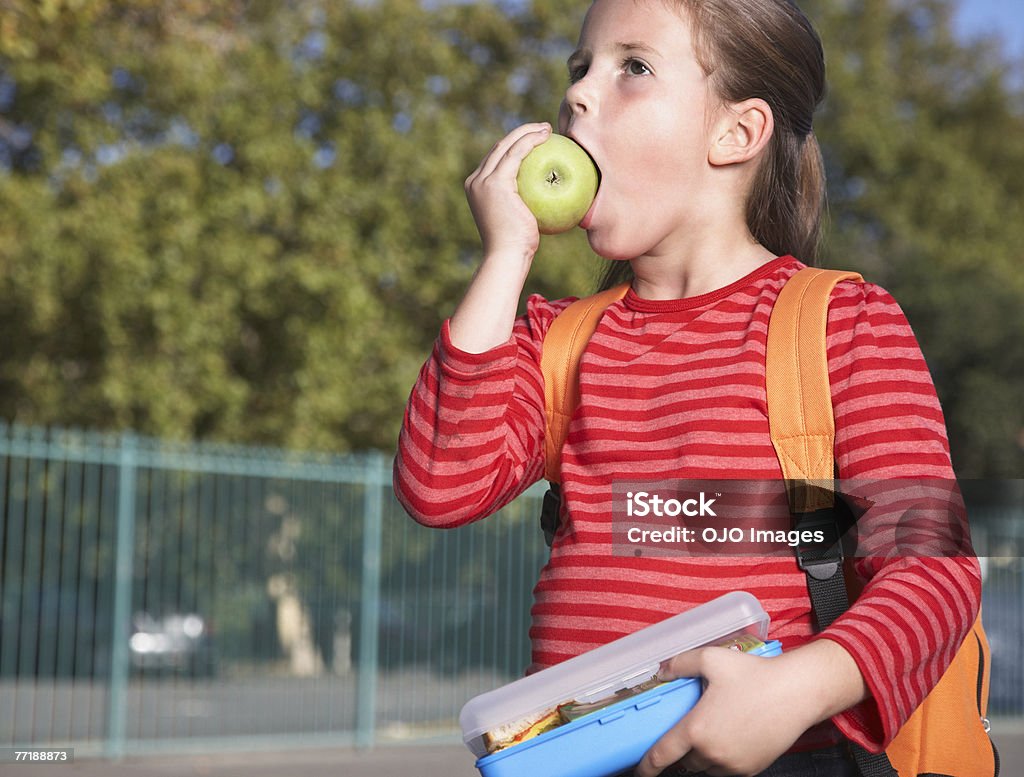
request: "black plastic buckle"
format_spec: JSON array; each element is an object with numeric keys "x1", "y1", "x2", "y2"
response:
[
  {"x1": 540, "y1": 482, "x2": 562, "y2": 548},
  {"x1": 794, "y1": 507, "x2": 845, "y2": 581}
]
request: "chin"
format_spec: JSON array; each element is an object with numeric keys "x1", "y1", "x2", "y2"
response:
[{"x1": 586, "y1": 229, "x2": 640, "y2": 263}]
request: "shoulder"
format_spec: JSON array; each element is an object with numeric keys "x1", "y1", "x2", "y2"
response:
[
  {"x1": 773, "y1": 263, "x2": 910, "y2": 325},
  {"x1": 525, "y1": 292, "x2": 578, "y2": 319},
  {"x1": 823, "y1": 278, "x2": 952, "y2": 476},
  {"x1": 828, "y1": 277, "x2": 907, "y2": 318},
  {"x1": 823, "y1": 276, "x2": 939, "y2": 408},
  {"x1": 825, "y1": 277, "x2": 921, "y2": 350},
  {"x1": 517, "y1": 292, "x2": 579, "y2": 341},
  {"x1": 483, "y1": 293, "x2": 581, "y2": 373},
  {"x1": 766, "y1": 262, "x2": 917, "y2": 344}
]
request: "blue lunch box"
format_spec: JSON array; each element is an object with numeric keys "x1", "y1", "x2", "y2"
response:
[{"x1": 460, "y1": 592, "x2": 782, "y2": 777}]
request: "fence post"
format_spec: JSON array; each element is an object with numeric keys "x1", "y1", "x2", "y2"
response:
[
  {"x1": 355, "y1": 452, "x2": 385, "y2": 749},
  {"x1": 105, "y1": 431, "x2": 138, "y2": 760}
]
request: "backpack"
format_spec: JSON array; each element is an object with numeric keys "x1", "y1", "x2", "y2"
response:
[{"x1": 538, "y1": 266, "x2": 998, "y2": 777}]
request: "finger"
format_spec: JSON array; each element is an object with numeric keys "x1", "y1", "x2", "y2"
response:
[
  {"x1": 634, "y1": 728, "x2": 696, "y2": 777},
  {"x1": 657, "y1": 647, "x2": 707, "y2": 682},
  {"x1": 645, "y1": 760, "x2": 691, "y2": 777},
  {"x1": 465, "y1": 125, "x2": 552, "y2": 207},
  {"x1": 475, "y1": 122, "x2": 550, "y2": 181},
  {"x1": 635, "y1": 711, "x2": 725, "y2": 777},
  {"x1": 465, "y1": 123, "x2": 548, "y2": 192}
]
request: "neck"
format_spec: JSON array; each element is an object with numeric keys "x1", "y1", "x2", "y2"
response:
[{"x1": 629, "y1": 232, "x2": 777, "y2": 301}]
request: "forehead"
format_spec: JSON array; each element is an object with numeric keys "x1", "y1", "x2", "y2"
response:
[{"x1": 577, "y1": 0, "x2": 692, "y2": 49}]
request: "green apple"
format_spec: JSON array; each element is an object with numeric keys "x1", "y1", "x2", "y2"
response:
[{"x1": 516, "y1": 134, "x2": 599, "y2": 235}]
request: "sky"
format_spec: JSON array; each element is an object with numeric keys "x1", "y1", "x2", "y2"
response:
[{"x1": 953, "y1": 0, "x2": 1024, "y2": 60}]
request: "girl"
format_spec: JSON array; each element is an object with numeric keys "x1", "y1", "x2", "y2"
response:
[{"x1": 394, "y1": 0, "x2": 981, "y2": 774}]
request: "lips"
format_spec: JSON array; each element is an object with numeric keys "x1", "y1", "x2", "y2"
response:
[{"x1": 579, "y1": 188, "x2": 599, "y2": 230}]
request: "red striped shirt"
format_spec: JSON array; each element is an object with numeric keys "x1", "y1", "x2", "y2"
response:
[{"x1": 393, "y1": 256, "x2": 981, "y2": 752}]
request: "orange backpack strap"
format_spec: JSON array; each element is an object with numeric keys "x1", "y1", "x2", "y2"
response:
[
  {"x1": 541, "y1": 283, "x2": 630, "y2": 483},
  {"x1": 768, "y1": 268, "x2": 899, "y2": 777},
  {"x1": 765, "y1": 267, "x2": 862, "y2": 512}
]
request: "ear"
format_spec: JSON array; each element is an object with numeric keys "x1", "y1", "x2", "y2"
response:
[{"x1": 708, "y1": 98, "x2": 774, "y2": 167}]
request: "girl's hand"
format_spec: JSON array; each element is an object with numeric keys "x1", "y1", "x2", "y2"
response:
[
  {"x1": 449, "y1": 123, "x2": 552, "y2": 353},
  {"x1": 464, "y1": 122, "x2": 551, "y2": 262},
  {"x1": 634, "y1": 640, "x2": 866, "y2": 777}
]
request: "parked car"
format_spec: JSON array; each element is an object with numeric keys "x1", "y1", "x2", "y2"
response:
[{"x1": 129, "y1": 611, "x2": 217, "y2": 677}]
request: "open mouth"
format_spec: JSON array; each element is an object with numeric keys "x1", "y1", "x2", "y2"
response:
[
  {"x1": 569, "y1": 136, "x2": 602, "y2": 229},
  {"x1": 574, "y1": 139, "x2": 602, "y2": 189}
]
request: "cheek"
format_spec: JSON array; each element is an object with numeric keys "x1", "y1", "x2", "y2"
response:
[
  {"x1": 617, "y1": 139, "x2": 692, "y2": 205},
  {"x1": 614, "y1": 108, "x2": 701, "y2": 192}
]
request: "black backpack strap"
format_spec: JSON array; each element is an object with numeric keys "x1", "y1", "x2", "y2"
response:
[
  {"x1": 794, "y1": 501, "x2": 856, "y2": 630},
  {"x1": 795, "y1": 503, "x2": 899, "y2": 777},
  {"x1": 851, "y1": 748, "x2": 901, "y2": 777}
]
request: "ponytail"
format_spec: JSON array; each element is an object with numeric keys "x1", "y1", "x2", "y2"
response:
[
  {"x1": 746, "y1": 130, "x2": 826, "y2": 266},
  {"x1": 796, "y1": 133, "x2": 827, "y2": 264}
]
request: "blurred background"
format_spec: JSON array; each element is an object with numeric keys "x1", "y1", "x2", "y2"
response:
[{"x1": 0, "y1": 0, "x2": 1022, "y2": 771}]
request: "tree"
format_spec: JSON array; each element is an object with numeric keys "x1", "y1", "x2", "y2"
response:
[
  {"x1": 0, "y1": 0, "x2": 597, "y2": 453},
  {"x1": 0, "y1": 0, "x2": 1021, "y2": 477},
  {"x1": 804, "y1": 0, "x2": 1024, "y2": 477}
]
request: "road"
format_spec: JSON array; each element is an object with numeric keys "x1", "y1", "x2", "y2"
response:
[
  {"x1": 6, "y1": 720, "x2": 1024, "y2": 777},
  {"x1": 0, "y1": 668, "x2": 503, "y2": 744}
]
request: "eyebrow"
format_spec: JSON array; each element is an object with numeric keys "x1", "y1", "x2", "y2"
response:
[{"x1": 567, "y1": 41, "x2": 661, "y2": 69}]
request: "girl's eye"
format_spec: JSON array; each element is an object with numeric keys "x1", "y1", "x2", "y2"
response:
[{"x1": 623, "y1": 58, "x2": 651, "y2": 77}]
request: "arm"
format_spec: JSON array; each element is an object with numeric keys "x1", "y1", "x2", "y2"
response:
[
  {"x1": 636, "y1": 281, "x2": 980, "y2": 775},
  {"x1": 813, "y1": 281, "x2": 982, "y2": 750},
  {"x1": 392, "y1": 300, "x2": 563, "y2": 528},
  {"x1": 451, "y1": 122, "x2": 551, "y2": 353},
  {"x1": 393, "y1": 123, "x2": 561, "y2": 527}
]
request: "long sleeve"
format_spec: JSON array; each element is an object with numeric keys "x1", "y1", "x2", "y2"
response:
[
  {"x1": 393, "y1": 295, "x2": 572, "y2": 527},
  {"x1": 819, "y1": 280, "x2": 982, "y2": 751}
]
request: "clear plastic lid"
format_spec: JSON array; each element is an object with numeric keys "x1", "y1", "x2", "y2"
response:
[{"x1": 459, "y1": 590, "x2": 770, "y2": 757}]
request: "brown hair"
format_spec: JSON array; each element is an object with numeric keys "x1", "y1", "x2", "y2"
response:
[{"x1": 599, "y1": 0, "x2": 827, "y2": 289}]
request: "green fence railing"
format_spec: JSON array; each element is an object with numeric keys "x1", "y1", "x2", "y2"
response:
[
  {"x1": 0, "y1": 423, "x2": 549, "y2": 757},
  {"x1": 1, "y1": 423, "x2": 1021, "y2": 758}
]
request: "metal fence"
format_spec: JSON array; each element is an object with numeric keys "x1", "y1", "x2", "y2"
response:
[
  {"x1": 0, "y1": 424, "x2": 550, "y2": 757},
  {"x1": 0, "y1": 424, "x2": 1021, "y2": 758}
]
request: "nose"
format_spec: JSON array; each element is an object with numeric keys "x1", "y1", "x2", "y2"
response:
[{"x1": 560, "y1": 77, "x2": 593, "y2": 130}]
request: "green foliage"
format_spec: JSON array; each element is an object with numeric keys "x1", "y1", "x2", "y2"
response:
[
  {"x1": 0, "y1": 0, "x2": 597, "y2": 453},
  {"x1": 0, "y1": 0, "x2": 1021, "y2": 476},
  {"x1": 805, "y1": 0, "x2": 1024, "y2": 476}
]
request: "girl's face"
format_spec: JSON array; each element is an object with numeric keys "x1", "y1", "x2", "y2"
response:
[{"x1": 559, "y1": 0, "x2": 720, "y2": 262}]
